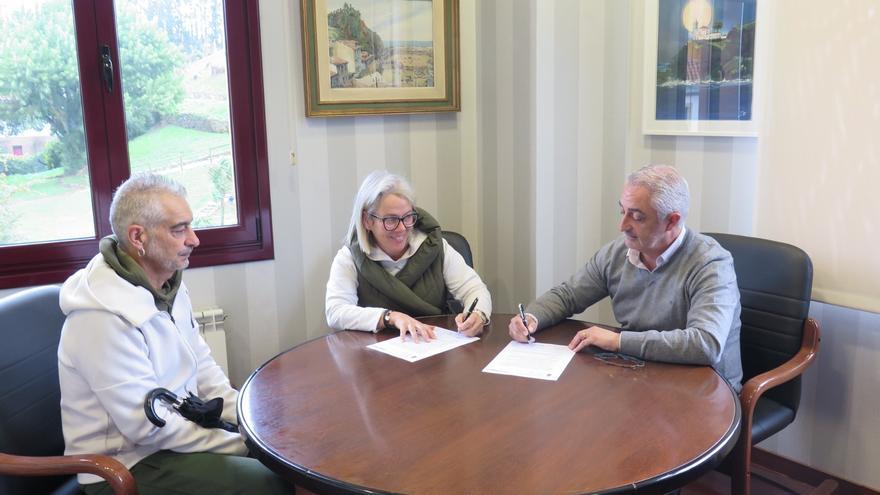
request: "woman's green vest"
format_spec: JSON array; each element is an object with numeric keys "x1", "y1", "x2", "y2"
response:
[{"x1": 349, "y1": 207, "x2": 450, "y2": 316}]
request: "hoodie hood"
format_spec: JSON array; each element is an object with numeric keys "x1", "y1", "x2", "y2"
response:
[
  {"x1": 60, "y1": 252, "x2": 163, "y2": 328},
  {"x1": 99, "y1": 236, "x2": 181, "y2": 313}
]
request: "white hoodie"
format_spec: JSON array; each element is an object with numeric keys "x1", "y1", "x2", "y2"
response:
[{"x1": 58, "y1": 253, "x2": 246, "y2": 485}]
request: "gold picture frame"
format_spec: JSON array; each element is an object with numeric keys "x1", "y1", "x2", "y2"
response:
[{"x1": 300, "y1": 0, "x2": 460, "y2": 117}]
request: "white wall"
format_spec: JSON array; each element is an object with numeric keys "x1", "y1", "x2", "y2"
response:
[
  {"x1": 764, "y1": 301, "x2": 880, "y2": 488},
  {"x1": 755, "y1": 0, "x2": 880, "y2": 314}
]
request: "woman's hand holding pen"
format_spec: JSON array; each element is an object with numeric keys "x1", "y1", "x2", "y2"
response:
[
  {"x1": 508, "y1": 313, "x2": 536, "y2": 342},
  {"x1": 455, "y1": 311, "x2": 484, "y2": 337},
  {"x1": 387, "y1": 311, "x2": 437, "y2": 343},
  {"x1": 455, "y1": 297, "x2": 484, "y2": 337}
]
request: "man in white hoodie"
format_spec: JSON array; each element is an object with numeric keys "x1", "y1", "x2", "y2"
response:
[{"x1": 58, "y1": 173, "x2": 288, "y2": 494}]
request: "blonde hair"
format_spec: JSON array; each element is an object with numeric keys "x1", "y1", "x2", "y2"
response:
[{"x1": 346, "y1": 170, "x2": 416, "y2": 253}]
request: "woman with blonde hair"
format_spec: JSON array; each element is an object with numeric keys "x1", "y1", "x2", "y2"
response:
[{"x1": 325, "y1": 170, "x2": 492, "y2": 341}]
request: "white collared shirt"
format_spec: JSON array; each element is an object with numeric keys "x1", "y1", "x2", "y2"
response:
[{"x1": 626, "y1": 226, "x2": 687, "y2": 272}]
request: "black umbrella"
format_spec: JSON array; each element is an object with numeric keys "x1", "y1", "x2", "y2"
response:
[{"x1": 145, "y1": 387, "x2": 238, "y2": 433}]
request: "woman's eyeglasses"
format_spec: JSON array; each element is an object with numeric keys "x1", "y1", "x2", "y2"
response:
[
  {"x1": 370, "y1": 212, "x2": 419, "y2": 231},
  {"x1": 593, "y1": 352, "x2": 645, "y2": 369}
]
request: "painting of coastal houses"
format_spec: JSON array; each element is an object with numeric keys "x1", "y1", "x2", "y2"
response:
[{"x1": 326, "y1": 0, "x2": 435, "y2": 89}]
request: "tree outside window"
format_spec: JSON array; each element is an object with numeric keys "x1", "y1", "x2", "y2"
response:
[{"x1": 0, "y1": 0, "x2": 272, "y2": 289}]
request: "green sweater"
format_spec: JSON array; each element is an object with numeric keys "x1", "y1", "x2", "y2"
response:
[{"x1": 528, "y1": 229, "x2": 743, "y2": 390}]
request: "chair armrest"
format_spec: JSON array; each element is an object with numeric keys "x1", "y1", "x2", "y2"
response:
[
  {"x1": 0, "y1": 452, "x2": 137, "y2": 495},
  {"x1": 739, "y1": 317, "x2": 821, "y2": 419}
]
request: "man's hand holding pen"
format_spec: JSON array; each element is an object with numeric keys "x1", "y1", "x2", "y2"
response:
[
  {"x1": 508, "y1": 304, "x2": 537, "y2": 342},
  {"x1": 455, "y1": 297, "x2": 485, "y2": 337}
]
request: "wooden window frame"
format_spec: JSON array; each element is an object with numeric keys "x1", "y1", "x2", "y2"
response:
[{"x1": 0, "y1": 0, "x2": 273, "y2": 289}]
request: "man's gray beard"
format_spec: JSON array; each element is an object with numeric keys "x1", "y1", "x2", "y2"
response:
[{"x1": 145, "y1": 242, "x2": 189, "y2": 273}]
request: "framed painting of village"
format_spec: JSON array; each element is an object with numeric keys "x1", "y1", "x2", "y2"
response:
[
  {"x1": 300, "y1": 0, "x2": 460, "y2": 117},
  {"x1": 642, "y1": 0, "x2": 757, "y2": 136}
]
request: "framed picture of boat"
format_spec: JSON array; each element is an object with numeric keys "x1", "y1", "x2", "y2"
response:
[
  {"x1": 300, "y1": 0, "x2": 460, "y2": 117},
  {"x1": 642, "y1": 0, "x2": 757, "y2": 136}
]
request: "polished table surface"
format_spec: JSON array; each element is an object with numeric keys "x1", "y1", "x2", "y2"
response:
[{"x1": 238, "y1": 315, "x2": 740, "y2": 495}]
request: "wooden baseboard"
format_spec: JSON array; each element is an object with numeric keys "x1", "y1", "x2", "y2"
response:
[{"x1": 753, "y1": 448, "x2": 878, "y2": 495}]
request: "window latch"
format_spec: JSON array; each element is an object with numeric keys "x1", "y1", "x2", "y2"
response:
[{"x1": 100, "y1": 44, "x2": 113, "y2": 93}]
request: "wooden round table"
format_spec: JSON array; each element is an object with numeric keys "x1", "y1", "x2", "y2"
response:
[{"x1": 238, "y1": 315, "x2": 740, "y2": 494}]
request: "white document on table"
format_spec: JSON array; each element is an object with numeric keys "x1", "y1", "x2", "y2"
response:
[
  {"x1": 482, "y1": 341, "x2": 576, "y2": 381},
  {"x1": 367, "y1": 327, "x2": 479, "y2": 362}
]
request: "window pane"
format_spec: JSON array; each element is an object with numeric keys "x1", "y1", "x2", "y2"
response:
[
  {"x1": 114, "y1": 0, "x2": 238, "y2": 229},
  {"x1": 0, "y1": 0, "x2": 273, "y2": 289},
  {"x1": 0, "y1": 0, "x2": 95, "y2": 246}
]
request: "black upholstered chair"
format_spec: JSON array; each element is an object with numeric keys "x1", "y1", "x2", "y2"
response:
[
  {"x1": 706, "y1": 234, "x2": 834, "y2": 495},
  {"x1": 0, "y1": 285, "x2": 136, "y2": 495},
  {"x1": 440, "y1": 231, "x2": 474, "y2": 314},
  {"x1": 441, "y1": 230, "x2": 473, "y2": 268}
]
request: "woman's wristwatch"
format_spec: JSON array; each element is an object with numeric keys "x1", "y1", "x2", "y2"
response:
[
  {"x1": 476, "y1": 310, "x2": 489, "y2": 325},
  {"x1": 383, "y1": 309, "x2": 394, "y2": 329}
]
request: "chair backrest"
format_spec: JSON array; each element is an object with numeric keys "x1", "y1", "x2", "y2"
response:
[
  {"x1": 0, "y1": 285, "x2": 71, "y2": 494},
  {"x1": 705, "y1": 233, "x2": 813, "y2": 414},
  {"x1": 441, "y1": 231, "x2": 473, "y2": 268},
  {"x1": 440, "y1": 231, "x2": 474, "y2": 314}
]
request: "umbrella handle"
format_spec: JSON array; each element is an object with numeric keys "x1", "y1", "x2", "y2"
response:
[{"x1": 144, "y1": 387, "x2": 182, "y2": 428}]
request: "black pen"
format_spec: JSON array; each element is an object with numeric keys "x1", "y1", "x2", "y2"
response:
[
  {"x1": 518, "y1": 303, "x2": 532, "y2": 343},
  {"x1": 464, "y1": 297, "x2": 479, "y2": 321}
]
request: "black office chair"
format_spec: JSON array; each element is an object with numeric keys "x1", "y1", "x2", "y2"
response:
[
  {"x1": 706, "y1": 234, "x2": 835, "y2": 495},
  {"x1": 440, "y1": 230, "x2": 474, "y2": 314},
  {"x1": 441, "y1": 230, "x2": 473, "y2": 268},
  {"x1": 0, "y1": 285, "x2": 136, "y2": 495}
]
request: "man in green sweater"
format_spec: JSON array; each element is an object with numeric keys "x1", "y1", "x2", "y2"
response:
[{"x1": 509, "y1": 165, "x2": 743, "y2": 390}]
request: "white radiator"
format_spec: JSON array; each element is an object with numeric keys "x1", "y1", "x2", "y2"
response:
[{"x1": 194, "y1": 308, "x2": 229, "y2": 377}]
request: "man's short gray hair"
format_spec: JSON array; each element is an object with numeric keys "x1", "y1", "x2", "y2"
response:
[
  {"x1": 626, "y1": 164, "x2": 690, "y2": 222},
  {"x1": 110, "y1": 173, "x2": 188, "y2": 248},
  {"x1": 346, "y1": 170, "x2": 416, "y2": 253}
]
